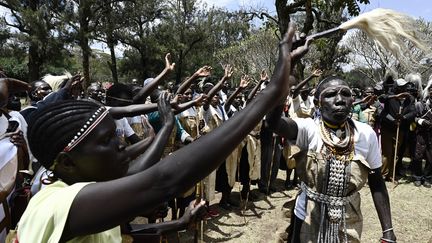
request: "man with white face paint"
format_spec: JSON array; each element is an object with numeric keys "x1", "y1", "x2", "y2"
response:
[{"x1": 267, "y1": 76, "x2": 395, "y2": 243}]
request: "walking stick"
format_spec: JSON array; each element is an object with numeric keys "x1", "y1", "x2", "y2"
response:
[
  {"x1": 193, "y1": 181, "x2": 204, "y2": 243},
  {"x1": 266, "y1": 137, "x2": 276, "y2": 195},
  {"x1": 392, "y1": 105, "x2": 403, "y2": 185}
]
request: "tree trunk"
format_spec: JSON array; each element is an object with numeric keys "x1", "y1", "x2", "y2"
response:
[
  {"x1": 78, "y1": 1, "x2": 92, "y2": 88},
  {"x1": 175, "y1": 51, "x2": 184, "y2": 84},
  {"x1": 28, "y1": 42, "x2": 42, "y2": 82},
  {"x1": 107, "y1": 39, "x2": 118, "y2": 83}
]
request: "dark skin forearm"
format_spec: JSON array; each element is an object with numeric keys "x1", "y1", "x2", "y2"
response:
[
  {"x1": 126, "y1": 122, "x2": 173, "y2": 175},
  {"x1": 126, "y1": 92, "x2": 175, "y2": 175},
  {"x1": 224, "y1": 86, "x2": 244, "y2": 111},
  {"x1": 109, "y1": 100, "x2": 184, "y2": 119},
  {"x1": 206, "y1": 77, "x2": 228, "y2": 105},
  {"x1": 174, "y1": 99, "x2": 198, "y2": 115},
  {"x1": 124, "y1": 135, "x2": 154, "y2": 163},
  {"x1": 291, "y1": 74, "x2": 314, "y2": 98},
  {"x1": 246, "y1": 80, "x2": 265, "y2": 104},
  {"x1": 133, "y1": 68, "x2": 170, "y2": 103},
  {"x1": 176, "y1": 73, "x2": 199, "y2": 95},
  {"x1": 128, "y1": 219, "x2": 186, "y2": 235},
  {"x1": 62, "y1": 23, "x2": 306, "y2": 240},
  {"x1": 368, "y1": 168, "x2": 396, "y2": 240},
  {"x1": 266, "y1": 101, "x2": 298, "y2": 141},
  {"x1": 109, "y1": 104, "x2": 159, "y2": 119}
]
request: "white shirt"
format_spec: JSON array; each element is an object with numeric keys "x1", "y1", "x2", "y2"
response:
[
  {"x1": 114, "y1": 118, "x2": 135, "y2": 138},
  {"x1": 293, "y1": 118, "x2": 382, "y2": 220}
]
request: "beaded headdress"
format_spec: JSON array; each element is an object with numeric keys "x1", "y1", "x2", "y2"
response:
[{"x1": 63, "y1": 106, "x2": 109, "y2": 152}]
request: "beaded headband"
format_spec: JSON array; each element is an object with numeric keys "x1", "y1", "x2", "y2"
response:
[{"x1": 63, "y1": 107, "x2": 109, "y2": 152}]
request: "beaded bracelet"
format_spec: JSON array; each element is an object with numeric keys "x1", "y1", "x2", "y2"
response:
[
  {"x1": 382, "y1": 227, "x2": 394, "y2": 234},
  {"x1": 380, "y1": 237, "x2": 396, "y2": 243}
]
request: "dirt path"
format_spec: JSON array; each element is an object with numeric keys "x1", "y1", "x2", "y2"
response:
[{"x1": 179, "y1": 170, "x2": 432, "y2": 242}]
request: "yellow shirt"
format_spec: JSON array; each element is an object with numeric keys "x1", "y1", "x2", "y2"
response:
[{"x1": 18, "y1": 181, "x2": 121, "y2": 243}]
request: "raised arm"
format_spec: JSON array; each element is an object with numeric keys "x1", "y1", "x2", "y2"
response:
[
  {"x1": 176, "y1": 66, "x2": 212, "y2": 95},
  {"x1": 133, "y1": 53, "x2": 175, "y2": 103},
  {"x1": 266, "y1": 102, "x2": 299, "y2": 141},
  {"x1": 109, "y1": 103, "x2": 159, "y2": 119},
  {"x1": 224, "y1": 75, "x2": 249, "y2": 111},
  {"x1": 205, "y1": 65, "x2": 233, "y2": 103},
  {"x1": 127, "y1": 92, "x2": 175, "y2": 174},
  {"x1": 172, "y1": 94, "x2": 206, "y2": 115},
  {"x1": 246, "y1": 70, "x2": 268, "y2": 103},
  {"x1": 291, "y1": 69, "x2": 321, "y2": 98},
  {"x1": 64, "y1": 23, "x2": 311, "y2": 239}
]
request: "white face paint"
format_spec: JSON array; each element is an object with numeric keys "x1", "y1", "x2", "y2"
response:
[{"x1": 0, "y1": 113, "x2": 8, "y2": 136}]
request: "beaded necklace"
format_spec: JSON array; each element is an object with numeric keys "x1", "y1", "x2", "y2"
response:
[{"x1": 316, "y1": 119, "x2": 355, "y2": 243}]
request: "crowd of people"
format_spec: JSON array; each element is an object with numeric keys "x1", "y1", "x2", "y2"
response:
[{"x1": 2, "y1": 22, "x2": 431, "y2": 243}]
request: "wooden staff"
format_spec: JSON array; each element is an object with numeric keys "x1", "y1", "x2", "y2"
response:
[
  {"x1": 193, "y1": 181, "x2": 204, "y2": 243},
  {"x1": 392, "y1": 105, "x2": 403, "y2": 185}
]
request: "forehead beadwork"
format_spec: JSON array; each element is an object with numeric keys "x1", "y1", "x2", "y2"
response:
[{"x1": 63, "y1": 106, "x2": 109, "y2": 152}]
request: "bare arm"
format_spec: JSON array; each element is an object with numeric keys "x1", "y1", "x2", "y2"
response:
[
  {"x1": 126, "y1": 92, "x2": 175, "y2": 175},
  {"x1": 63, "y1": 23, "x2": 310, "y2": 240},
  {"x1": 176, "y1": 66, "x2": 212, "y2": 95},
  {"x1": 224, "y1": 75, "x2": 249, "y2": 111},
  {"x1": 368, "y1": 168, "x2": 396, "y2": 242},
  {"x1": 109, "y1": 103, "x2": 159, "y2": 119},
  {"x1": 246, "y1": 70, "x2": 267, "y2": 103},
  {"x1": 205, "y1": 65, "x2": 233, "y2": 104},
  {"x1": 128, "y1": 200, "x2": 205, "y2": 235},
  {"x1": 133, "y1": 53, "x2": 175, "y2": 103},
  {"x1": 291, "y1": 69, "x2": 321, "y2": 98}
]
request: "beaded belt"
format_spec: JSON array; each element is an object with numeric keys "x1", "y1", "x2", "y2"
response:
[{"x1": 300, "y1": 182, "x2": 354, "y2": 207}]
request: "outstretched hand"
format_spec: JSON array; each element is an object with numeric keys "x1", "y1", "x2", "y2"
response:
[
  {"x1": 194, "y1": 94, "x2": 207, "y2": 106},
  {"x1": 158, "y1": 92, "x2": 174, "y2": 126},
  {"x1": 180, "y1": 199, "x2": 207, "y2": 228},
  {"x1": 195, "y1": 66, "x2": 212, "y2": 77},
  {"x1": 279, "y1": 25, "x2": 312, "y2": 66},
  {"x1": 260, "y1": 70, "x2": 269, "y2": 81},
  {"x1": 312, "y1": 69, "x2": 323, "y2": 77},
  {"x1": 165, "y1": 53, "x2": 176, "y2": 72},
  {"x1": 223, "y1": 65, "x2": 234, "y2": 79},
  {"x1": 239, "y1": 75, "x2": 250, "y2": 88}
]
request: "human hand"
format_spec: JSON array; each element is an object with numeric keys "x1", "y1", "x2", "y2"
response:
[
  {"x1": 195, "y1": 66, "x2": 212, "y2": 77},
  {"x1": 158, "y1": 92, "x2": 174, "y2": 126},
  {"x1": 180, "y1": 199, "x2": 207, "y2": 228},
  {"x1": 260, "y1": 70, "x2": 269, "y2": 81},
  {"x1": 223, "y1": 65, "x2": 234, "y2": 79},
  {"x1": 239, "y1": 75, "x2": 250, "y2": 88},
  {"x1": 283, "y1": 27, "x2": 313, "y2": 64},
  {"x1": 7, "y1": 130, "x2": 25, "y2": 147},
  {"x1": 194, "y1": 94, "x2": 207, "y2": 106},
  {"x1": 171, "y1": 94, "x2": 181, "y2": 108},
  {"x1": 312, "y1": 69, "x2": 323, "y2": 77},
  {"x1": 165, "y1": 53, "x2": 176, "y2": 72}
]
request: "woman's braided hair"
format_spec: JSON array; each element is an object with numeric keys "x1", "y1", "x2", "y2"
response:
[{"x1": 27, "y1": 100, "x2": 102, "y2": 169}]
